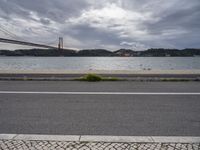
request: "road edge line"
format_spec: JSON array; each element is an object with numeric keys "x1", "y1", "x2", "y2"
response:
[{"x1": 1, "y1": 91, "x2": 200, "y2": 95}]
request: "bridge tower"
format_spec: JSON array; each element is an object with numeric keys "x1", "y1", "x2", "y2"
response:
[{"x1": 58, "y1": 37, "x2": 63, "y2": 55}]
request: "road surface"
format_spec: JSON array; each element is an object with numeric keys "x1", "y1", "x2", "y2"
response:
[{"x1": 0, "y1": 81, "x2": 199, "y2": 136}]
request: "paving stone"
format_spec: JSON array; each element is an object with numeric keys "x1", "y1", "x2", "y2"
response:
[{"x1": 0, "y1": 140, "x2": 199, "y2": 150}]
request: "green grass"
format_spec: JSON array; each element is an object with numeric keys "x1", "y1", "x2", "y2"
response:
[{"x1": 75, "y1": 74, "x2": 122, "y2": 82}]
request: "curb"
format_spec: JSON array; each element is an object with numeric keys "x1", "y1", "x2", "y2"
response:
[
  {"x1": 0, "y1": 134, "x2": 200, "y2": 143},
  {"x1": 0, "y1": 77, "x2": 199, "y2": 82}
]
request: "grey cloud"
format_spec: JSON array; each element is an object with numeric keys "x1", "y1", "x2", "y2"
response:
[
  {"x1": 136, "y1": 0, "x2": 200, "y2": 48},
  {"x1": 0, "y1": 0, "x2": 30, "y2": 19},
  {"x1": 62, "y1": 23, "x2": 123, "y2": 48},
  {"x1": 62, "y1": 23, "x2": 148, "y2": 50},
  {"x1": 40, "y1": 18, "x2": 51, "y2": 25},
  {"x1": 0, "y1": 0, "x2": 90, "y2": 23},
  {"x1": 146, "y1": 2, "x2": 200, "y2": 32},
  {"x1": 0, "y1": 0, "x2": 200, "y2": 50}
]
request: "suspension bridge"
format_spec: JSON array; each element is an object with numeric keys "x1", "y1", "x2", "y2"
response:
[{"x1": 0, "y1": 24, "x2": 64, "y2": 52}]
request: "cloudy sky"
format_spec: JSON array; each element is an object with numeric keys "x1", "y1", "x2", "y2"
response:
[{"x1": 0, "y1": 0, "x2": 200, "y2": 50}]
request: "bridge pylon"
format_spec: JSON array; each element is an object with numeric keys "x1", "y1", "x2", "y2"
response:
[{"x1": 58, "y1": 37, "x2": 63, "y2": 55}]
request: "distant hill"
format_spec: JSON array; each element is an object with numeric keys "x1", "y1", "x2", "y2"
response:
[
  {"x1": 0, "y1": 48, "x2": 200, "y2": 57},
  {"x1": 139, "y1": 48, "x2": 200, "y2": 57},
  {"x1": 0, "y1": 49, "x2": 76, "y2": 56},
  {"x1": 114, "y1": 49, "x2": 138, "y2": 57},
  {"x1": 77, "y1": 49, "x2": 116, "y2": 56}
]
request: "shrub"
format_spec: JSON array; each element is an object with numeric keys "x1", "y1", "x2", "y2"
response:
[
  {"x1": 82, "y1": 74, "x2": 102, "y2": 82},
  {"x1": 75, "y1": 74, "x2": 122, "y2": 82}
]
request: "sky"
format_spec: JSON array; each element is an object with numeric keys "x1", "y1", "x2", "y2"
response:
[{"x1": 0, "y1": 0, "x2": 200, "y2": 50}]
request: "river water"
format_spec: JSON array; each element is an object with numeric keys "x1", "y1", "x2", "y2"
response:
[{"x1": 0, "y1": 57, "x2": 199, "y2": 71}]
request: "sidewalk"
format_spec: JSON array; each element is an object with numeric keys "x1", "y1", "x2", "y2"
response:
[
  {"x1": 1, "y1": 140, "x2": 199, "y2": 150},
  {"x1": 0, "y1": 134, "x2": 199, "y2": 150}
]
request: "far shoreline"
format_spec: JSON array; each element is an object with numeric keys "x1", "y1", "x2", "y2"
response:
[{"x1": 0, "y1": 48, "x2": 200, "y2": 57}]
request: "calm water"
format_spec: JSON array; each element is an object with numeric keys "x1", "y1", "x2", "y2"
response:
[{"x1": 0, "y1": 57, "x2": 199, "y2": 71}]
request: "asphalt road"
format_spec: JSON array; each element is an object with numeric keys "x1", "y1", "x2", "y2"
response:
[{"x1": 0, "y1": 81, "x2": 200, "y2": 136}]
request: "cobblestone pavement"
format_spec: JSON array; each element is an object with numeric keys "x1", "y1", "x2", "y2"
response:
[{"x1": 0, "y1": 140, "x2": 199, "y2": 150}]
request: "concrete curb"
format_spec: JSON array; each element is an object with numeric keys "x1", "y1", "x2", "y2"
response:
[
  {"x1": 0, "y1": 77, "x2": 199, "y2": 82},
  {"x1": 0, "y1": 134, "x2": 200, "y2": 143}
]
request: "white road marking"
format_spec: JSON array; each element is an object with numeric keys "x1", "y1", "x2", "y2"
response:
[
  {"x1": 0, "y1": 134, "x2": 199, "y2": 143},
  {"x1": 0, "y1": 91, "x2": 200, "y2": 95}
]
